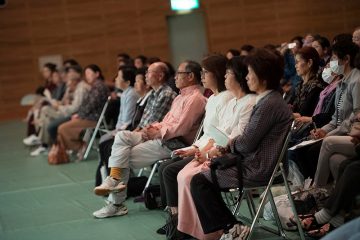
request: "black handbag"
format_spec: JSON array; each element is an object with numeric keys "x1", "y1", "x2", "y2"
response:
[{"x1": 162, "y1": 137, "x2": 188, "y2": 151}]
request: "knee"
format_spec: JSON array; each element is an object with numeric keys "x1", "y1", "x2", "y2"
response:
[
  {"x1": 190, "y1": 173, "x2": 207, "y2": 192},
  {"x1": 163, "y1": 164, "x2": 176, "y2": 182}
]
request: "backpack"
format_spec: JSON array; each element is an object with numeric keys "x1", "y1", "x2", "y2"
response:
[{"x1": 143, "y1": 185, "x2": 161, "y2": 210}]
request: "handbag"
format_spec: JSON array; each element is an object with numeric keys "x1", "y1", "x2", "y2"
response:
[
  {"x1": 162, "y1": 137, "x2": 188, "y2": 151},
  {"x1": 48, "y1": 142, "x2": 69, "y2": 165}
]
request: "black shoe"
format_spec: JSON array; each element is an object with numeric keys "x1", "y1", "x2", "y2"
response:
[{"x1": 156, "y1": 223, "x2": 167, "y2": 235}]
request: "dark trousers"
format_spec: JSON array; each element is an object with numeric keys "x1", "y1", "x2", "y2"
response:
[
  {"x1": 159, "y1": 156, "x2": 192, "y2": 207},
  {"x1": 190, "y1": 173, "x2": 237, "y2": 234},
  {"x1": 27, "y1": 113, "x2": 36, "y2": 136},
  {"x1": 95, "y1": 138, "x2": 114, "y2": 186},
  {"x1": 290, "y1": 140, "x2": 322, "y2": 179},
  {"x1": 324, "y1": 159, "x2": 360, "y2": 216},
  {"x1": 47, "y1": 116, "x2": 71, "y2": 144}
]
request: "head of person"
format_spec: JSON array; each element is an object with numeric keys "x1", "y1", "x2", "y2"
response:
[
  {"x1": 63, "y1": 59, "x2": 79, "y2": 68},
  {"x1": 332, "y1": 33, "x2": 352, "y2": 45},
  {"x1": 290, "y1": 36, "x2": 303, "y2": 55},
  {"x1": 225, "y1": 56, "x2": 251, "y2": 94},
  {"x1": 115, "y1": 66, "x2": 136, "y2": 91},
  {"x1": 240, "y1": 44, "x2": 255, "y2": 56},
  {"x1": 295, "y1": 46, "x2": 320, "y2": 78},
  {"x1": 245, "y1": 48, "x2": 284, "y2": 94},
  {"x1": 330, "y1": 40, "x2": 360, "y2": 76},
  {"x1": 174, "y1": 60, "x2": 202, "y2": 90},
  {"x1": 134, "y1": 55, "x2": 147, "y2": 69},
  {"x1": 117, "y1": 53, "x2": 131, "y2": 67},
  {"x1": 51, "y1": 70, "x2": 62, "y2": 85},
  {"x1": 65, "y1": 65, "x2": 82, "y2": 90},
  {"x1": 303, "y1": 33, "x2": 315, "y2": 47},
  {"x1": 312, "y1": 36, "x2": 331, "y2": 59},
  {"x1": 134, "y1": 67, "x2": 151, "y2": 96},
  {"x1": 145, "y1": 62, "x2": 169, "y2": 89},
  {"x1": 84, "y1": 64, "x2": 104, "y2": 85},
  {"x1": 201, "y1": 54, "x2": 227, "y2": 94},
  {"x1": 42, "y1": 63, "x2": 57, "y2": 80},
  {"x1": 353, "y1": 27, "x2": 360, "y2": 47},
  {"x1": 226, "y1": 49, "x2": 240, "y2": 59}
]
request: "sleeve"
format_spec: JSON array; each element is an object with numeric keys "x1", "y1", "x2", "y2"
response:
[
  {"x1": 59, "y1": 85, "x2": 87, "y2": 116},
  {"x1": 116, "y1": 91, "x2": 139, "y2": 130},
  {"x1": 228, "y1": 101, "x2": 254, "y2": 139},
  {"x1": 299, "y1": 86, "x2": 322, "y2": 116},
  {"x1": 148, "y1": 90, "x2": 176, "y2": 124}
]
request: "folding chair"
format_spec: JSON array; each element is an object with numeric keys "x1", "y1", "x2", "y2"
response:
[
  {"x1": 222, "y1": 122, "x2": 305, "y2": 240},
  {"x1": 82, "y1": 96, "x2": 111, "y2": 160},
  {"x1": 139, "y1": 118, "x2": 205, "y2": 196}
]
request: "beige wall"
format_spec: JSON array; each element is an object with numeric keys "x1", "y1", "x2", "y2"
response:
[{"x1": 0, "y1": 0, "x2": 359, "y2": 120}]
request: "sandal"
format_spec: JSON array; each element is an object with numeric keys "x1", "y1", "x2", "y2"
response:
[
  {"x1": 306, "y1": 223, "x2": 334, "y2": 239},
  {"x1": 289, "y1": 214, "x2": 320, "y2": 231}
]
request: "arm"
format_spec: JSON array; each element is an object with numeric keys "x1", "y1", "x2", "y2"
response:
[{"x1": 116, "y1": 91, "x2": 139, "y2": 130}]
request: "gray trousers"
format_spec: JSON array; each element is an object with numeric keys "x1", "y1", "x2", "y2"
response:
[
  {"x1": 107, "y1": 130, "x2": 172, "y2": 204},
  {"x1": 314, "y1": 136, "x2": 356, "y2": 186}
]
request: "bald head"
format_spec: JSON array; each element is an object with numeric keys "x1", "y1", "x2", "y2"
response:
[{"x1": 145, "y1": 62, "x2": 170, "y2": 90}]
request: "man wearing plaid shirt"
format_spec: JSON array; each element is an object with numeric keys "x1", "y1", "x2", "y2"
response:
[{"x1": 93, "y1": 61, "x2": 207, "y2": 218}]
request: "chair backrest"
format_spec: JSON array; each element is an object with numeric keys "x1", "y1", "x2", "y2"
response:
[{"x1": 193, "y1": 116, "x2": 205, "y2": 144}]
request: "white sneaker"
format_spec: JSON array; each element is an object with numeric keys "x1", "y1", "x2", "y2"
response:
[
  {"x1": 93, "y1": 176, "x2": 126, "y2": 196},
  {"x1": 23, "y1": 134, "x2": 41, "y2": 146},
  {"x1": 30, "y1": 146, "x2": 47, "y2": 156},
  {"x1": 220, "y1": 223, "x2": 250, "y2": 240},
  {"x1": 93, "y1": 203, "x2": 128, "y2": 218}
]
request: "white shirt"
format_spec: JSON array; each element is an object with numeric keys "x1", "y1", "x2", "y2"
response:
[{"x1": 193, "y1": 90, "x2": 233, "y2": 149}]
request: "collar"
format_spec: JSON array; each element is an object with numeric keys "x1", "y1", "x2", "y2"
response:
[
  {"x1": 179, "y1": 85, "x2": 201, "y2": 95},
  {"x1": 255, "y1": 90, "x2": 272, "y2": 105}
]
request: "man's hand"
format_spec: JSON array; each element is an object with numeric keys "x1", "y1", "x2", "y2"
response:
[{"x1": 144, "y1": 126, "x2": 161, "y2": 140}]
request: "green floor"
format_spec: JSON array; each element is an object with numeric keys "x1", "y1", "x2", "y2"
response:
[{"x1": 0, "y1": 121, "x2": 300, "y2": 240}]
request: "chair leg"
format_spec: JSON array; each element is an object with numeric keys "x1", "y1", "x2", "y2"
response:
[
  {"x1": 280, "y1": 163, "x2": 306, "y2": 240},
  {"x1": 137, "y1": 168, "x2": 144, "y2": 177},
  {"x1": 142, "y1": 161, "x2": 159, "y2": 195},
  {"x1": 268, "y1": 189, "x2": 287, "y2": 238},
  {"x1": 232, "y1": 191, "x2": 243, "y2": 216}
]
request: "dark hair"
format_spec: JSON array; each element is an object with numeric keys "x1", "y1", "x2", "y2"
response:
[
  {"x1": 202, "y1": 54, "x2": 227, "y2": 92},
  {"x1": 135, "y1": 55, "x2": 147, "y2": 64},
  {"x1": 164, "y1": 61, "x2": 175, "y2": 77},
  {"x1": 65, "y1": 65, "x2": 83, "y2": 74},
  {"x1": 118, "y1": 66, "x2": 136, "y2": 87},
  {"x1": 313, "y1": 36, "x2": 331, "y2": 50},
  {"x1": 184, "y1": 60, "x2": 202, "y2": 84},
  {"x1": 296, "y1": 46, "x2": 320, "y2": 75},
  {"x1": 226, "y1": 56, "x2": 251, "y2": 94},
  {"x1": 290, "y1": 36, "x2": 303, "y2": 48},
  {"x1": 227, "y1": 49, "x2": 240, "y2": 57},
  {"x1": 332, "y1": 40, "x2": 360, "y2": 68},
  {"x1": 146, "y1": 57, "x2": 161, "y2": 65},
  {"x1": 136, "y1": 67, "x2": 147, "y2": 77},
  {"x1": 240, "y1": 44, "x2": 255, "y2": 53},
  {"x1": 332, "y1": 33, "x2": 352, "y2": 45},
  {"x1": 44, "y1": 63, "x2": 57, "y2": 72},
  {"x1": 245, "y1": 48, "x2": 284, "y2": 90},
  {"x1": 117, "y1": 53, "x2": 130, "y2": 60},
  {"x1": 63, "y1": 59, "x2": 79, "y2": 67},
  {"x1": 84, "y1": 64, "x2": 105, "y2": 81}
]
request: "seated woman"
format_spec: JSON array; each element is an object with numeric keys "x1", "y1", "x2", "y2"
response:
[
  {"x1": 312, "y1": 35, "x2": 331, "y2": 73},
  {"x1": 292, "y1": 46, "x2": 325, "y2": 122},
  {"x1": 57, "y1": 64, "x2": 109, "y2": 160},
  {"x1": 189, "y1": 48, "x2": 292, "y2": 240},
  {"x1": 157, "y1": 54, "x2": 233, "y2": 215},
  {"x1": 296, "y1": 137, "x2": 360, "y2": 238},
  {"x1": 289, "y1": 41, "x2": 360, "y2": 180},
  {"x1": 96, "y1": 67, "x2": 152, "y2": 186},
  {"x1": 175, "y1": 56, "x2": 256, "y2": 240}
]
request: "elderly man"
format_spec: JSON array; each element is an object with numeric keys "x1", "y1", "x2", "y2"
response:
[{"x1": 92, "y1": 60, "x2": 207, "y2": 218}]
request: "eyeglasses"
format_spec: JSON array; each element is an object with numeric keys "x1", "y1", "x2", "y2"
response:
[{"x1": 175, "y1": 71, "x2": 191, "y2": 75}]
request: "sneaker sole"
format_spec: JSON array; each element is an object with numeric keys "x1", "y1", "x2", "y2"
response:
[
  {"x1": 93, "y1": 209, "x2": 129, "y2": 218},
  {"x1": 94, "y1": 186, "x2": 126, "y2": 196}
]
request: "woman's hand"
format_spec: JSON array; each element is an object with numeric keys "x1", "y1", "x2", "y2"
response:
[
  {"x1": 193, "y1": 150, "x2": 207, "y2": 163},
  {"x1": 71, "y1": 114, "x2": 79, "y2": 120},
  {"x1": 174, "y1": 147, "x2": 197, "y2": 158},
  {"x1": 310, "y1": 128, "x2": 327, "y2": 140},
  {"x1": 293, "y1": 113, "x2": 301, "y2": 119},
  {"x1": 296, "y1": 116, "x2": 312, "y2": 123}
]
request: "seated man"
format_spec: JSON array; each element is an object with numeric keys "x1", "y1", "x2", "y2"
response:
[{"x1": 92, "y1": 60, "x2": 207, "y2": 218}]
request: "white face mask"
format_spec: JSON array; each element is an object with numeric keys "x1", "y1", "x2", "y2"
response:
[
  {"x1": 321, "y1": 67, "x2": 335, "y2": 84},
  {"x1": 330, "y1": 60, "x2": 345, "y2": 75}
]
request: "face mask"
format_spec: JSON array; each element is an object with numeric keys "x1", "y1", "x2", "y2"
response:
[
  {"x1": 321, "y1": 67, "x2": 335, "y2": 84},
  {"x1": 330, "y1": 60, "x2": 345, "y2": 75}
]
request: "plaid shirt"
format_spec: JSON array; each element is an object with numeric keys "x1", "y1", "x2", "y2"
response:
[{"x1": 137, "y1": 84, "x2": 176, "y2": 128}]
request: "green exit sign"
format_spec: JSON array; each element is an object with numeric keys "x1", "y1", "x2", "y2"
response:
[{"x1": 170, "y1": 0, "x2": 199, "y2": 11}]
